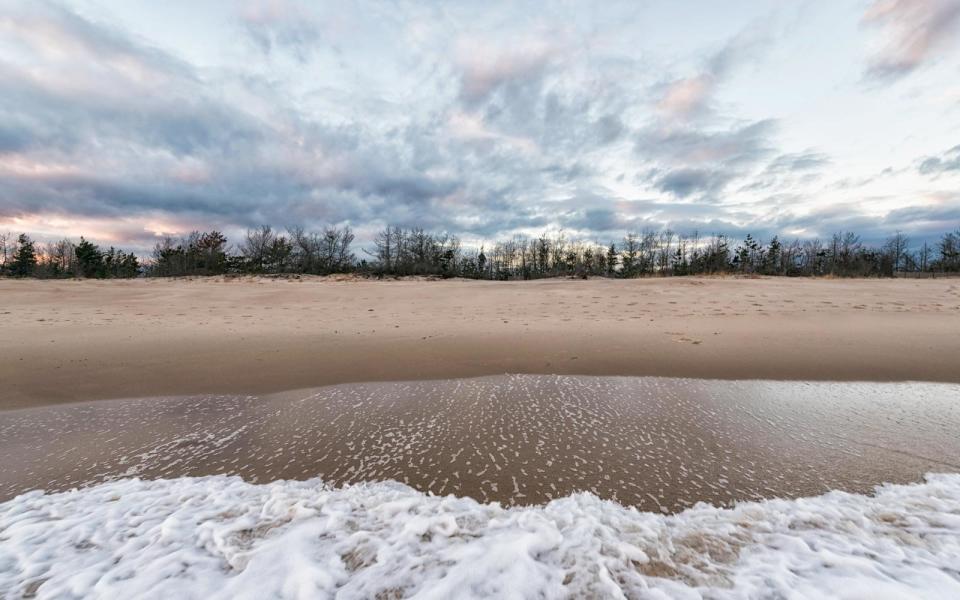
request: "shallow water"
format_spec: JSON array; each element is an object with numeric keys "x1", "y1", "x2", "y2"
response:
[
  {"x1": 3, "y1": 375, "x2": 959, "y2": 512},
  {"x1": 4, "y1": 474, "x2": 960, "y2": 599}
]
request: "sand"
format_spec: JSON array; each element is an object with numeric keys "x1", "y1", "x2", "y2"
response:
[
  {"x1": 3, "y1": 277, "x2": 960, "y2": 597},
  {"x1": 1, "y1": 276, "x2": 959, "y2": 410}
]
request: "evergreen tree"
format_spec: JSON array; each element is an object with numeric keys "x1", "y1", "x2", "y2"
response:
[
  {"x1": 765, "y1": 236, "x2": 782, "y2": 275},
  {"x1": 606, "y1": 243, "x2": 618, "y2": 277},
  {"x1": 672, "y1": 246, "x2": 687, "y2": 276},
  {"x1": 477, "y1": 247, "x2": 487, "y2": 278},
  {"x1": 74, "y1": 237, "x2": 104, "y2": 278},
  {"x1": 10, "y1": 234, "x2": 37, "y2": 277},
  {"x1": 120, "y1": 252, "x2": 140, "y2": 277},
  {"x1": 197, "y1": 231, "x2": 228, "y2": 274}
]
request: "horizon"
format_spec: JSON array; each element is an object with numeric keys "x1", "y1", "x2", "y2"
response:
[{"x1": 1, "y1": 0, "x2": 959, "y2": 254}]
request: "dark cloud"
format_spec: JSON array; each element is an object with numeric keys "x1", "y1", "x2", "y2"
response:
[
  {"x1": 636, "y1": 120, "x2": 776, "y2": 167},
  {"x1": 0, "y1": 122, "x2": 32, "y2": 153},
  {"x1": 654, "y1": 168, "x2": 732, "y2": 197},
  {"x1": 634, "y1": 120, "x2": 777, "y2": 198},
  {"x1": 573, "y1": 208, "x2": 620, "y2": 233},
  {"x1": 0, "y1": 2, "x2": 475, "y2": 249},
  {"x1": 883, "y1": 199, "x2": 960, "y2": 227},
  {"x1": 757, "y1": 194, "x2": 960, "y2": 245}
]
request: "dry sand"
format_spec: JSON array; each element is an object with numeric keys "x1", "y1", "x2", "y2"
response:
[{"x1": 1, "y1": 276, "x2": 959, "y2": 410}]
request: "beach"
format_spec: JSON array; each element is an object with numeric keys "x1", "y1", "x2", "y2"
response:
[
  {"x1": 2, "y1": 276, "x2": 959, "y2": 410},
  {"x1": 4, "y1": 276, "x2": 960, "y2": 598}
]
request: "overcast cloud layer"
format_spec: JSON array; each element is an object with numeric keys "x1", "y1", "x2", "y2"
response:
[{"x1": 1, "y1": 0, "x2": 959, "y2": 250}]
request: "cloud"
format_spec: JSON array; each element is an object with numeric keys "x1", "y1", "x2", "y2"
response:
[
  {"x1": 918, "y1": 144, "x2": 960, "y2": 175},
  {"x1": 771, "y1": 193, "x2": 960, "y2": 244},
  {"x1": 654, "y1": 168, "x2": 733, "y2": 197},
  {"x1": 592, "y1": 114, "x2": 624, "y2": 145},
  {"x1": 655, "y1": 25, "x2": 769, "y2": 120},
  {"x1": 657, "y1": 75, "x2": 715, "y2": 119},
  {"x1": 239, "y1": 0, "x2": 323, "y2": 62},
  {"x1": 639, "y1": 119, "x2": 776, "y2": 166},
  {"x1": 1, "y1": 1, "x2": 953, "y2": 253},
  {"x1": 635, "y1": 120, "x2": 777, "y2": 198},
  {"x1": 455, "y1": 34, "x2": 562, "y2": 104},
  {"x1": 0, "y1": 3, "x2": 464, "y2": 250},
  {"x1": 862, "y1": 0, "x2": 960, "y2": 80},
  {"x1": 735, "y1": 151, "x2": 830, "y2": 193},
  {"x1": 765, "y1": 152, "x2": 830, "y2": 173},
  {"x1": 0, "y1": 121, "x2": 33, "y2": 153}
]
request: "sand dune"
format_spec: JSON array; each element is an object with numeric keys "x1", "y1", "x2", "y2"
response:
[{"x1": 2, "y1": 276, "x2": 959, "y2": 409}]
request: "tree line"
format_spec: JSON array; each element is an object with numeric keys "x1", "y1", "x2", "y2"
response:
[
  {"x1": 365, "y1": 227, "x2": 960, "y2": 279},
  {"x1": 2, "y1": 226, "x2": 959, "y2": 279},
  {"x1": 149, "y1": 225, "x2": 356, "y2": 276},
  {"x1": 0, "y1": 233, "x2": 139, "y2": 278}
]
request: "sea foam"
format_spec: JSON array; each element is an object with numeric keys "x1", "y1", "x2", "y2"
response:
[{"x1": 2, "y1": 474, "x2": 959, "y2": 599}]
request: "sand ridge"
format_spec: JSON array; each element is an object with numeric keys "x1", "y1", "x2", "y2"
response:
[{"x1": 1, "y1": 276, "x2": 959, "y2": 409}]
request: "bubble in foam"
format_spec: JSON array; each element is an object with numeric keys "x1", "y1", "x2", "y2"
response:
[{"x1": 2, "y1": 473, "x2": 959, "y2": 599}]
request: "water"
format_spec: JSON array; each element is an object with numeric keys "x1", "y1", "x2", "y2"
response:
[
  {"x1": 5, "y1": 473, "x2": 960, "y2": 598},
  {"x1": 3, "y1": 375, "x2": 959, "y2": 512}
]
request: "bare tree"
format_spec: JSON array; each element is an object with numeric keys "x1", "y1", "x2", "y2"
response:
[
  {"x1": 321, "y1": 226, "x2": 355, "y2": 272},
  {"x1": 240, "y1": 226, "x2": 275, "y2": 272},
  {"x1": 885, "y1": 231, "x2": 910, "y2": 273},
  {"x1": 919, "y1": 241, "x2": 932, "y2": 272},
  {"x1": 371, "y1": 226, "x2": 395, "y2": 272},
  {"x1": 939, "y1": 230, "x2": 960, "y2": 272},
  {"x1": 0, "y1": 231, "x2": 9, "y2": 272}
]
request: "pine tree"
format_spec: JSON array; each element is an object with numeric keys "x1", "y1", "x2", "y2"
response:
[
  {"x1": 477, "y1": 247, "x2": 487, "y2": 278},
  {"x1": 10, "y1": 234, "x2": 37, "y2": 277},
  {"x1": 606, "y1": 243, "x2": 618, "y2": 277},
  {"x1": 74, "y1": 237, "x2": 104, "y2": 278},
  {"x1": 765, "y1": 236, "x2": 782, "y2": 275}
]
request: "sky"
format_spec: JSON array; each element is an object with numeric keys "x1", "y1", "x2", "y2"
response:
[{"x1": 1, "y1": 0, "x2": 959, "y2": 252}]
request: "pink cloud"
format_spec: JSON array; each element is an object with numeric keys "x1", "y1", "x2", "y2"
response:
[
  {"x1": 657, "y1": 74, "x2": 715, "y2": 119},
  {"x1": 863, "y1": 0, "x2": 960, "y2": 79},
  {"x1": 455, "y1": 35, "x2": 563, "y2": 102},
  {"x1": 0, "y1": 212, "x2": 194, "y2": 248}
]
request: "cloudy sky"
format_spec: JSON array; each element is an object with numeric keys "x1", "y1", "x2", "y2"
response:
[{"x1": 1, "y1": 0, "x2": 959, "y2": 251}]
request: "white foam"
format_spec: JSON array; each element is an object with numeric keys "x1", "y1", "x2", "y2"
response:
[{"x1": 2, "y1": 474, "x2": 959, "y2": 599}]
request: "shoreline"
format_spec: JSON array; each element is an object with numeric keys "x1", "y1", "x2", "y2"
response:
[
  {"x1": 2, "y1": 276, "x2": 959, "y2": 410},
  {"x1": 4, "y1": 375, "x2": 959, "y2": 507}
]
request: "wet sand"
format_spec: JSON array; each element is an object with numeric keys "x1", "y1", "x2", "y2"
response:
[
  {"x1": 2, "y1": 276, "x2": 960, "y2": 411},
  {"x1": 4, "y1": 375, "x2": 959, "y2": 512}
]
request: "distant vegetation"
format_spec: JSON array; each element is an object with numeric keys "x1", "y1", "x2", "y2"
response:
[
  {"x1": 0, "y1": 234, "x2": 139, "y2": 279},
  {"x1": 2, "y1": 227, "x2": 959, "y2": 279}
]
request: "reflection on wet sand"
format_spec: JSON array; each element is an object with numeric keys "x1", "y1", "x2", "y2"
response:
[{"x1": 2, "y1": 375, "x2": 959, "y2": 512}]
